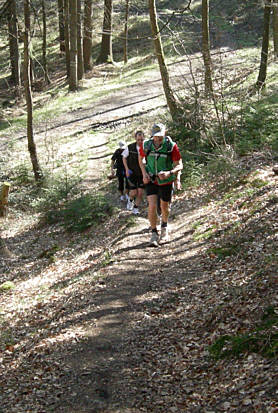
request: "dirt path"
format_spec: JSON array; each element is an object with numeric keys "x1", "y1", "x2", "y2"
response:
[{"x1": 51, "y1": 197, "x2": 201, "y2": 413}]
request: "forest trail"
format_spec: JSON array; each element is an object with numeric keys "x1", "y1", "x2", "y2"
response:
[{"x1": 1, "y1": 53, "x2": 277, "y2": 412}]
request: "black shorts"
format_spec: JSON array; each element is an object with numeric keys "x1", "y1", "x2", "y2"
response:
[
  {"x1": 127, "y1": 174, "x2": 144, "y2": 190},
  {"x1": 145, "y1": 182, "x2": 173, "y2": 202}
]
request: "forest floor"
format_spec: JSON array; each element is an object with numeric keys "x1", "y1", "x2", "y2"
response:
[{"x1": 0, "y1": 55, "x2": 278, "y2": 413}]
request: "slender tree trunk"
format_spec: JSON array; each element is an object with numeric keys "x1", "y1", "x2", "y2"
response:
[
  {"x1": 123, "y1": 0, "x2": 129, "y2": 64},
  {"x1": 69, "y1": 0, "x2": 78, "y2": 90},
  {"x1": 23, "y1": 0, "x2": 43, "y2": 181},
  {"x1": 83, "y1": 0, "x2": 93, "y2": 71},
  {"x1": 8, "y1": 0, "x2": 21, "y2": 88},
  {"x1": 58, "y1": 0, "x2": 65, "y2": 52},
  {"x1": 41, "y1": 0, "x2": 51, "y2": 84},
  {"x1": 256, "y1": 0, "x2": 271, "y2": 89},
  {"x1": 273, "y1": 3, "x2": 278, "y2": 58},
  {"x1": 201, "y1": 0, "x2": 213, "y2": 96},
  {"x1": 0, "y1": 183, "x2": 11, "y2": 218},
  {"x1": 77, "y1": 0, "x2": 84, "y2": 80},
  {"x1": 148, "y1": 0, "x2": 181, "y2": 121},
  {"x1": 0, "y1": 183, "x2": 13, "y2": 258},
  {"x1": 64, "y1": 0, "x2": 70, "y2": 77},
  {"x1": 96, "y1": 0, "x2": 113, "y2": 64}
]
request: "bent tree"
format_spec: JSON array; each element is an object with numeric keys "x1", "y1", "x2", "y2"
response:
[
  {"x1": 8, "y1": 0, "x2": 21, "y2": 88},
  {"x1": 96, "y1": 0, "x2": 113, "y2": 64},
  {"x1": 148, "y1": 0, "x2": 181, "y2": 121},
  {"x1": 202, "y1": 0, "x2": 213, "y2": 96},
  {"x1": 23, "y1": 0, "x2": 43, "y2": 181},
  {"x1": 256, "y1": 0, "x2": 271, "y2": 89},
  {"x1": 83, "y1": 0, "x2": 93, "y2": 71}
]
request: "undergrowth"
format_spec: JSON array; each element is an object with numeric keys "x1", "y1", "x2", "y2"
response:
[{"x1": 209, "y1": 307, "x2": 278, "y2": 359}]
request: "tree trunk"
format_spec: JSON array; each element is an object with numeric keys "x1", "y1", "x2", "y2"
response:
[
  {"x1": 41, "y1": 0, "x2": 51, "y2": 84},
  {"x1": 96, "y1": 0, "x2": 113, "y2": 64},
  {"x1": 123, "y1": 0, "x2": 129, "y2": 64},
  {"x1": 273, "y1": 2, "x2": 278, "y2": 58},
  {"x1": 201, "y1": 0, "x2": 213, "y2": 96},
  {"x1": 23, "y1": 0, "x2": 43, "y2": 181},
  {"x1": 0, "y1": 183, "x2": 11, "y2": 218},
  {"x1": 8, "y1": 0, "x2": 21, "y2": 88},
  {"x1": 256, "y1": 0, "x2": 271, "y2": 89},
  {"x1": 58, "y1": 0, "x2": 65, "y2": 52},
  {"x1": 0, "y1": 183, "x2": 13, "y2": 258},
  {"x1": 83, "y1": 0, "x2": 93, "y2": 71},
  {"x1": 148, "y1": 0, "x2": 181, "y2": 121},
  {"x1": 69, "y1": 0, "x2": 78, "y2": 90},
  {"x1": 77, "y1": 0, "x2": 84, "y2": 80},
  {"x1": 64, "y1": 0, "x2": 70, "y2": 77}
]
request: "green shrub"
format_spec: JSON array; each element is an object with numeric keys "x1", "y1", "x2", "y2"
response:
[
  {"x1": 209, "y1": 307, "x2": 278, "y2": 359},
  {"x1": 31, "y1": 171, "x2": 82, "y2": 211},
  {"x1": 46, "y1": 192, "x2": 114, "y2": 232}
]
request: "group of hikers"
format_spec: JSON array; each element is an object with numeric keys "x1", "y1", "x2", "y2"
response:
[{"x1": 110, "y1": 123, "x2": 183, "y2": 247}]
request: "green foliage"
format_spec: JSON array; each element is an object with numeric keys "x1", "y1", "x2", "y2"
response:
[
  {"x1": 11, "y1": 163, "x2": 34, "y2": 185},
  {"x1": 207, "y1": 244, "x2": 239, "y2": 259},
  {"x1": 46, "y1": 193, "x2": 114, "y2": 232},
  {"x1": 209, "y1": 307, "x2": 278, "y2": 359},
  {"x1": 31, "y1": 171, "x2": 82, "y2": 211},
  {"x1": 0, "y1": 281, "x2": 15, "y2": 292}
]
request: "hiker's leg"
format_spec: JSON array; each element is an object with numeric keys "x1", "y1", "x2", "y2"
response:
[
  {"x1": 135, "y1": 187, "x2": 144, "y2": 206},
  {"x1": 118, "y1": 175, "x2": 124, "y2": 195},
  {"x1": 129, "y1": 188, "x2": 137, "y2": 202},
  {"x1": 160, "y1": 184, "x2": 173, "y2": 224},
  {"x1": 148, "y1": 194, "x2": 158, "y2": 229},
  {"x1": 160, "y1": 199, "x2": 170, "y2": 223}
]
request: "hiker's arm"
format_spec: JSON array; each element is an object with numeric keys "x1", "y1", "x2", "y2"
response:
[
  {"x1": 158, "y1": 158, "x2": 183, "y2": 180},
  {"x1": 175, "y1": 170, "x2": 182, "y2": 190},
  {"x1": 138, "y1": 154, "x2": 150, "y2": 184},
  {"x1": 110, "y1": 159, "x2": 115, "y2": 175},
  {"x1": 171, "y1": 158, "x2": 183, "y2": 175},
  {"x1": 122, "y1": 156, "x2": 130, "y2": 177}
]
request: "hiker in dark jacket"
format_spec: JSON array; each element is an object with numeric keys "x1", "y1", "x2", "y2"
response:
[
  {"x1": 110, "y1": 140, "x2": 129, "y2": 201},
  {"x1": 122, "y1": 131, "x2": 145, "y2": 215}
]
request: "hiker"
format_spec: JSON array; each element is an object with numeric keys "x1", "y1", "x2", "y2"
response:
[
  {"x1": 110, "y1": 140, "x2": 129, "y2": 201},
  {"x1": 156, "y1": 170, "x2": 181, "y2": 216},
  {"x1": 122, "y1": 130, "x2": 145, "y2": 215},
  {"x1": 139, "y1": 123, "x2": 183, "y2": 246}
]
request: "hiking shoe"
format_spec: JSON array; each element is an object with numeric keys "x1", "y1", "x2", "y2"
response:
[
  {"x1": 126, "y1": 199, "x2": 134, "y2": 210},
  {"x1": 120, "y1": 195, "x2": 126, "y2": 201},
  {"x1": 160, "y1": 226, "x2": 169, "y2": 243},
  {"x1": 150, "y1": 231, "x2": 159, "y2": 247},
  {"x1": 132, "y1": 207, "x2": 139, "y2": 215}
]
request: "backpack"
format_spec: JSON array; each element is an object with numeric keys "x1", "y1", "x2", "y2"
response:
[{"x1": 144, "y1": 136, "x2": 174, "y2": 160}]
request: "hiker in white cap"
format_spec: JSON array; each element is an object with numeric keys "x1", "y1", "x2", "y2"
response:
[{"x1": 139, "y1": 123, "x2": 183, "y2": 246}]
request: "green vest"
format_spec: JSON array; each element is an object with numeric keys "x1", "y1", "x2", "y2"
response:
[{"x1": 143, "y1": 136, "x2": 176, "y2": 185}]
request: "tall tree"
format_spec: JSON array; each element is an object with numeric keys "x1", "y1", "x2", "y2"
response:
[
  {"x1": 256, "y1": 0, "x2": 271, "y2": 89},
  {"x1": 8, "y1": 0, "x2": 21, "y2": 88},
  {"x1": 41, "y1": 0, "x2": 51, "y2": 84},
  {"x1": 148, "y1": 0, "x2": 181, "y2": 121},
  {"x1": 77, "y1": 0, "x2": 84, "y2": 80},
  {"x1": 23, "y1": 0, "x2": 43, "y2": 181},
  {"x1": 96, "y1": 0, "x2": 113, "y2": 64},
  {"x1": 69, "y1": 0, "x2": 78, "y2": 90},
  {"x1": 273, "y1": 2, "x2": 278, "y2": 58},
  {"x1": 58, "y1": 0, "x2": 65, "y2": 51},
  {"x1": 0, "y1": 183, "x2": 13, "y2": 258},
  {"x1": 83, "y1": 0, "x2": 93, "y2": 71},
  {"x1": 123, "y1": 0, "x2": 130, "y2": 64},
  {"x1": 201, "y1": 0, "x2": 213, "y2": 96},
  {"x1": 64, "y1": 0, "x2": 71, "y2": 77}
]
